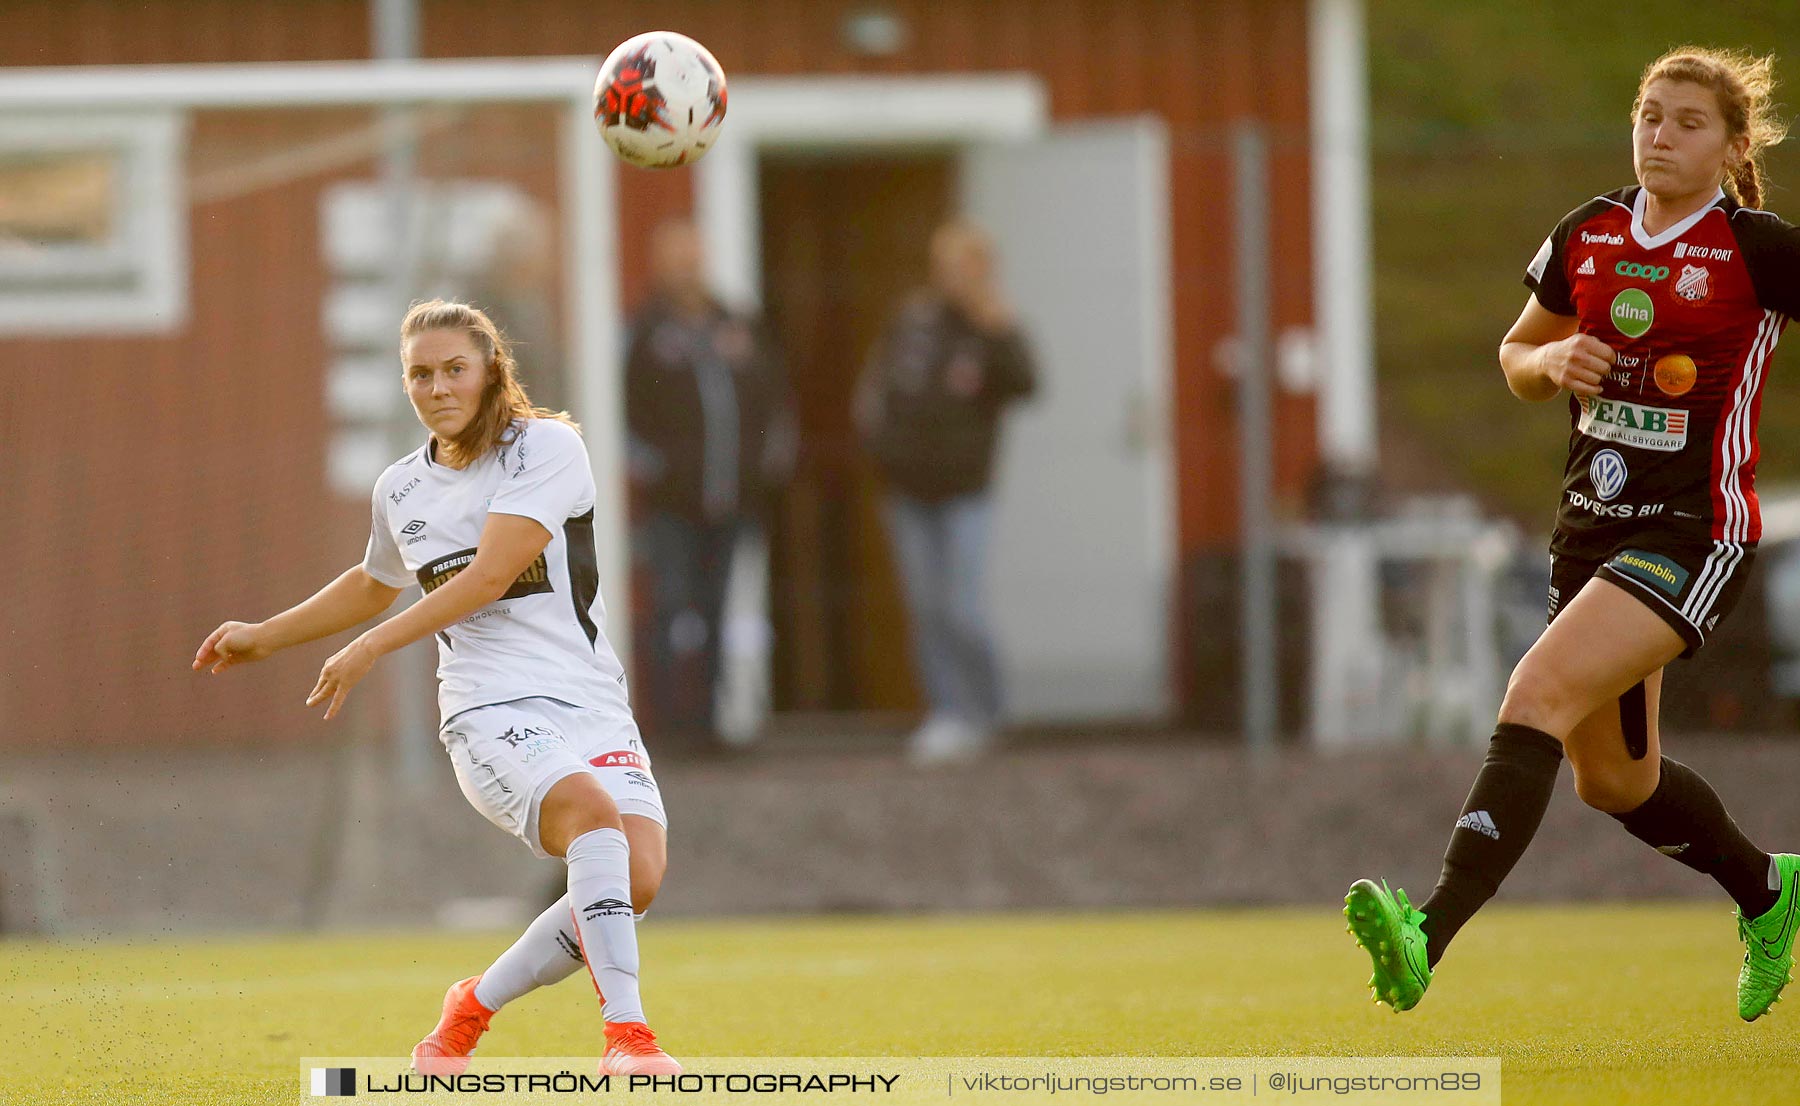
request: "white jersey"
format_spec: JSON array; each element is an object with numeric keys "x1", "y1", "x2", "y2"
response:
[{"x1": 362, "y1": 417, "x2": 631, "y2": 725}]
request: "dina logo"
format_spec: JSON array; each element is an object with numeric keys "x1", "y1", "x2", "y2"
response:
[{"x1": 1611, "y1": 288, "x2": 1654, "y2": 338}]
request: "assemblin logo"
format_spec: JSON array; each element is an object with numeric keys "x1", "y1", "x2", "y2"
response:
[{"x1": 1616, "y1": 552, "x2": 1678, "y2": 587}]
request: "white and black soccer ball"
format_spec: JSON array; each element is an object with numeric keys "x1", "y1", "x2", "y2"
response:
[{"x1": 593, "y1": 31, "x2": 728, "y2": 169}]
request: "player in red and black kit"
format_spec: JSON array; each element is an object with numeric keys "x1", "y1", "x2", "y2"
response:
[{"x1": 1345, "y1": 47, "x2": 1800, "y2": 1021}]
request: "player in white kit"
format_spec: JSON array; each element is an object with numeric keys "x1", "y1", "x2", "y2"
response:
[{"x1": 193, "y1": 300, "x2": 680, "y2": 1076}]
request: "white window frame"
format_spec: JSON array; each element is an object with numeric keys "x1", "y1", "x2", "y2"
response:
[{"x1": 0, "y1": 113, "x2": 188, "y2": 334}]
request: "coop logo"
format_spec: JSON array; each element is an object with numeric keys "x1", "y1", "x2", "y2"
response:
[
  {"x1": 1614, "y1": 261, "x2": 1670, "y2": 281},
  {"x1": 1581, "y1": 230, "x2": 1625, "y2": 246},
  {"x1": 1673, "y1": 241, "x2": 1732, "y2": 261},
  {"x1": 1589, "y1": 449, "x2": 1628, "y2": 501},
  {"x1": 1577, "y1": 395, "x2": 1687, "y2": 451},
  {"x1": 1611, "y1": 288, "x2": 1655, "y2": 338}
]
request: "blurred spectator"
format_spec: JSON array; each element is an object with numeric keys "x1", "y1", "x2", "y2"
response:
[
  {"x1": 626, "y1": 219, "x2": 794, "y2": 748},
  {"x1": 857, "y1": 220, "x2": 1037, "y2": 765}
]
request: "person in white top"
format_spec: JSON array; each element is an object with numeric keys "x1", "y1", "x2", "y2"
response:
[{"x1": 193, "y1": 300, "x2": 680, "y2": 1076}]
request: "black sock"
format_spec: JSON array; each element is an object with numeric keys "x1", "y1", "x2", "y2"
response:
[
  {"x1": 1611, "y1": 757, "x2": 1776, "y2": 917},
  {"x1": 1419, "y1": 723, "x2": 1563, "y2": 967}
]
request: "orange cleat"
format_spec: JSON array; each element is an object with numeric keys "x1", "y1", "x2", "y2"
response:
[
  {"x1": 598, "y1": 1021, "x2": 682, "y2": 1076},
  {"x1": 410, "y1": 975, "x2": 495, "y2": 1076}
]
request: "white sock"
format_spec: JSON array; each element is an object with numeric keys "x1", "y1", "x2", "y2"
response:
[
  {"x1": 473, "y1": 894, "x2": 587, "y2": 1012},
  {"x1": 564, "y1": 827, "x2": 645, "y2": 1025}
]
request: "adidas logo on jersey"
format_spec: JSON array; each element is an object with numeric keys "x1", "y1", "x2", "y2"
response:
[
  {"x1": 1455, "y1": 810, "x2": 1500, "y2": 839},
  {"x1": 1576, "y1": 256, "x2": 1596, "y2": 276}
]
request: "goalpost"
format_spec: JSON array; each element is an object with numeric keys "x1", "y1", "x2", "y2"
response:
[
  {"x1": 0, "y1": 55, "x2": 627, "y2": 638},
  {"x1": 0, "y1": 58, "x2": 624, "y2": 925}
]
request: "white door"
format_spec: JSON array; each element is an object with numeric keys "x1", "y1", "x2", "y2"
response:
[{"x1": 960, "y1": 118, "x2": 1174, "y2": 723}]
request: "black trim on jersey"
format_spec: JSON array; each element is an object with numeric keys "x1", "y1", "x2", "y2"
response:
[
  {"x1": 1522, "y1": 190, "x2": 1628, "y2": 315},
  {"x1": 563, "y1": 509, "x2": 601, "y2": 648},
  {"x1": 437, "y1": 630, "x2": 453, "y2": 651},
  {"x1": 1731, "y1": 204, "x2": 1800, "y2": 318}
]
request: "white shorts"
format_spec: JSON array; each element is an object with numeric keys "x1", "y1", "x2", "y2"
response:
[{"x1": 440, "y1": 697, "x2": 668, "y2": 859}]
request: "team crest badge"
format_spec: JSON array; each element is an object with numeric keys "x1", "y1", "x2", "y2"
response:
[{"x1": 1674, "y1": 264, "x2": 1711, "y2": 303}]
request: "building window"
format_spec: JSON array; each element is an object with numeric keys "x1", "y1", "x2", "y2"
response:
[{"x1": 0, "y1": 114, "x2": 187, "y2": 334}]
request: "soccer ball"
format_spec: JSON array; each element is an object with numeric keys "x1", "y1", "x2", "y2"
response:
[{"x1": 594, "y1": 31, "x2": 728, "y2": 169}]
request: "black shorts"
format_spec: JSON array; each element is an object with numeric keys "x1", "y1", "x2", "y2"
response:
[{"x1": 1548, "y1": 533, "x2": 1756, "y2": 658}]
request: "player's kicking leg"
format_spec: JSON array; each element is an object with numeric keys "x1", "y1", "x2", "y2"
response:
[{"x1": 411, "y1": 896, "x2": 585, "y2": 1074}]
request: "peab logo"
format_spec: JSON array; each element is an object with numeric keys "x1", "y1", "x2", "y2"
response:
[
  {"x1": 1611, "y1": 288, "x2": 1655, "y2": 338},
  {"x1": 1577, "y1": 395, "x2": 1687, "y2": 452}
]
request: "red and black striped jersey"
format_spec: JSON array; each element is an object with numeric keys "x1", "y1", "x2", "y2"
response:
[{"x1": 1523, "y1": 185, "x2": 1800, "y2": 551}]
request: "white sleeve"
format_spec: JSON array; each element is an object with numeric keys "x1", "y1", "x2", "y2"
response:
[
  {"x1": 362, "y1": 482, "x2": 412, "y2": 588},
  {"x1": 487, "y1": 420, "x2": 594, "y2": 533}
]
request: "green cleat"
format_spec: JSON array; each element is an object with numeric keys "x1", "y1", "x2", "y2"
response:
[
  {"x1": 1344, "y1": 878, "x2": 1432, "y2": 1012},
  {"x1": 1737, "y1": 853, "x2": 1800, "y2": 1022}
]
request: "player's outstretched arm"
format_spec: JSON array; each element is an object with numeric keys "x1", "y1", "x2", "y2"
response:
[
  {"x1": 1499, "y1": 294, "x2": 1614, "y2": 402},
  {"x1": 193, "y1": 566, "x2": 401, "y2": 675},
  {"x1": 305, "y1": 513, "x2": 552, "y2": 720}
]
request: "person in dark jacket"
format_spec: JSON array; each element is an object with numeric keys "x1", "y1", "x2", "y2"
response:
[
  {"x1": 857, "y1": 220, "x2": 1037, "y2": 765},
  {"x1": 626, "y1": 219, "x2": 794, "y2": 744}
]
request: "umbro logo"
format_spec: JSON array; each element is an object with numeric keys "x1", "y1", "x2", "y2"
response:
[
  {"x1": 1576, "y1": 256, "x2": 1596, "y2": 276},
  {"x1": 1455, "y1": 810, "x2": 1500, "y2": 839},
  {"x1": 582, "y1": 897, "x2": 634, "y2": 920},
  {"x1": 401, "y1": 520, "x2": 427, "y2": 535}
]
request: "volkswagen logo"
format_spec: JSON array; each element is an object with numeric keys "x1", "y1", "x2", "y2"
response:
[{"x1": 1589, "y1": 449, "x2": 1628, "y2": 501}]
